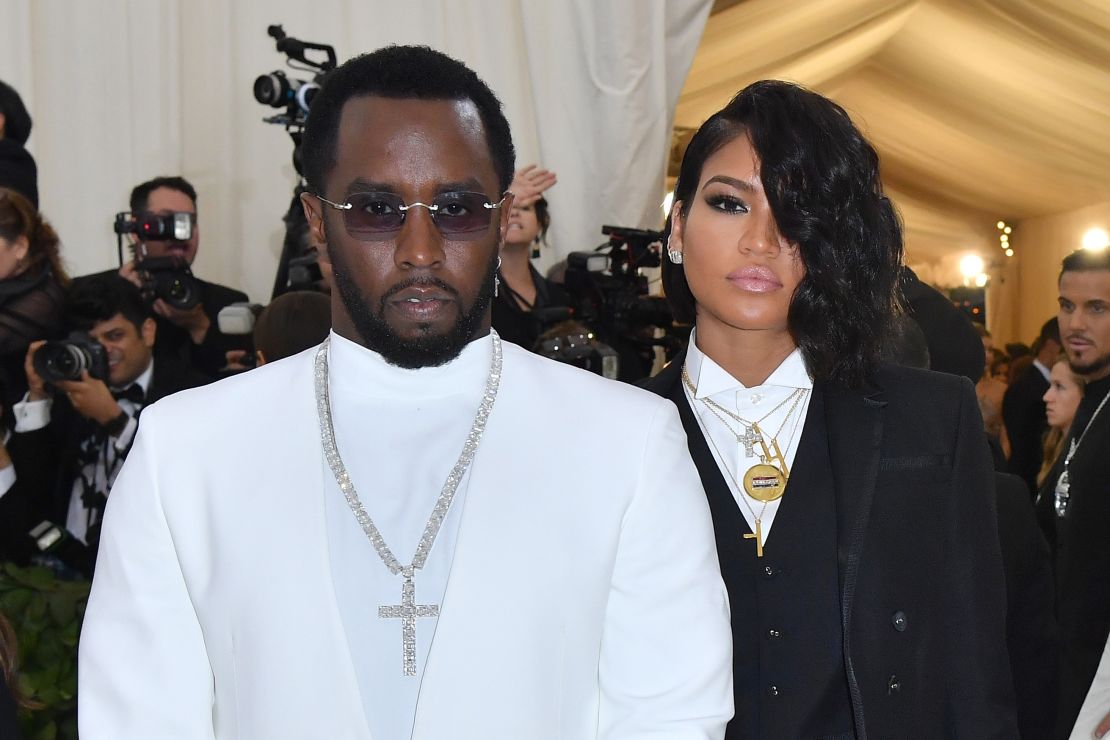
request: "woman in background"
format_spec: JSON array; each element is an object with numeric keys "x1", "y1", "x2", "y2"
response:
[
  {"x1": 0, "y1": 188, "x2": 68, "y2": 408},
  {"x1": 643, "y1": 80, "x2": 1016, "y2": 738},
  {"x1": 1038, "y1": 354, "x2": 1085, "y2": 489},
  {"x1": 492, "y1": 165, "x2": 570, "y2": 351}
]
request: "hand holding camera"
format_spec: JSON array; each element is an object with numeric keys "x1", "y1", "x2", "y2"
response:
[{"x1": 25, "y1": 336, "x2": 122, "y2": 425}]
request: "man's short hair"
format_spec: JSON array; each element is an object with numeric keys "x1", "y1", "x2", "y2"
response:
[
  {"x1": 254, "y1": 291, "x2": 331, "y2": 362},
  {"x1": 1060, "y1": 248, "x2": 1110, "y2": 280},
  {"x1": 66, "y1": 276, "x2": 153, "y2": 334},
  {"x1": 301, "y1": 45, "x2": 516, "y2": 196},
  {"x1": 0, "y1": 80, "x2": 32, "y2": 145},
  {"x1": 130, "y1": 176, "x2": 198, "y2": 214}
]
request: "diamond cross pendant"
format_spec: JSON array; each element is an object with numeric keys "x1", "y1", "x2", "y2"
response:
[
  {"x1": 737, "y1": 425, "x2": 761, "y2": 457},
  {"x1": 378, "y1": 575, "x2": 439, "y2": 676}
]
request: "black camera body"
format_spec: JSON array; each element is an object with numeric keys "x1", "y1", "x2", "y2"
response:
[
  {"x1": 32, "y1": 332, "x2": 110, "y2": 384},
  {"x1": 561, "y1": 225, "x2": 678, "y2": 381},
  {"x1": 135, "y1": 255, "x2": 201, "y2": 311}
]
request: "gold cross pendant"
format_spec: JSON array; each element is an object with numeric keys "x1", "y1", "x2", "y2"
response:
[{"x1": 743, "y1": 518, "x2": 764, "y2": 558}]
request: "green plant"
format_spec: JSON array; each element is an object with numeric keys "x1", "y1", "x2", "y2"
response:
[{"x1": 0, "y1": 563, "x2": 89, "y2": 740}]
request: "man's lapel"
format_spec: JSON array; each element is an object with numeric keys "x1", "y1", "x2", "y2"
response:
[{"x1": 823, "y1": 379, "x2": 886, "y2": 628}]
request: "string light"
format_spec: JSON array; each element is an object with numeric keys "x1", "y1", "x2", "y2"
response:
[{"x1": 996, "y1": 219, "x2": 1015, "y2": 258}]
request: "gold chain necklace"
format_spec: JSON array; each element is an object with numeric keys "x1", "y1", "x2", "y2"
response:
[
  {"x1": 682, "y1": 366, "x2": 807, "y2": 503},
  {"x1": 692, "y1": 383, "x2": 807, "y2": 558}
]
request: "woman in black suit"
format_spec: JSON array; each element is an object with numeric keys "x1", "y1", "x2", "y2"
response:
[{"x1": 643, "y1": 80, "x2": 1017, "y2": 739}]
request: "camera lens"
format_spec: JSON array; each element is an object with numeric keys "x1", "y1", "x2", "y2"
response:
[
  {"x1": 253, "y1": 73, "x2": 289, "y2": 107},
  {"x1": 33, "y1": 343, "x2": 88, "y2": 383}
]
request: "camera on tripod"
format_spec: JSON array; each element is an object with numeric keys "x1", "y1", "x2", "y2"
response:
[
  {"x1": 253, "y1": 24, "x2": 338, "y2": 298},
  {"x1": 113, "y1": 212, "x2": 201, "y2": 310},
  {"x1": 558, "y1": 225, "x2": 678, "y2": 381},
  {"x1": 32, "y1": 332, "x2": 109, "y2": 384}
]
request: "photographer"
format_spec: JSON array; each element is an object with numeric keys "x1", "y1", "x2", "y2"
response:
[
  {"x1": 5, "y1": 276, "x2": 204, "y2": 568},
  {"x1": 75, "y1": 176, "x2": 250, "y2": 380}
]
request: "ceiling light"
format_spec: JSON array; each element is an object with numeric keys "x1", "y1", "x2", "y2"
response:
[
  {"x1": 959, "y1": 254, "x2": 985, "y2": 278},
  {"x1": 1082, "y1": 227, "x2": 1109, "y2": 251}
]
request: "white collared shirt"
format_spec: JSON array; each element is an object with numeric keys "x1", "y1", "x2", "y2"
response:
[{"x1": 682, "y1": 328, "x2": 814, "y2": 543}]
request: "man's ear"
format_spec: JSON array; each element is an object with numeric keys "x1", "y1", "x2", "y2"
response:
[
  {"x1": 496, "y1": 191, "x2": 515, "y2": 245},
  {"x1": 300, "y1": 192, "x2": 331, "y2": 268},
  {"x1": 141, "y1": 317, "x2": 157, "y2": 348}
]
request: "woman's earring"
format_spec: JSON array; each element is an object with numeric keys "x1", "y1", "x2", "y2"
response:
[{"x1": 667, "y1": 248, "x2": 684, "y2": 265}]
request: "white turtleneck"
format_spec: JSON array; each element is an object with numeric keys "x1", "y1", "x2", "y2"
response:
[
  {"x1": 324, "y1": 330, "x2": 493, "y2": 740},
  {"x1": 682, "y1": 328, "x2": 813, "y2": 545}
]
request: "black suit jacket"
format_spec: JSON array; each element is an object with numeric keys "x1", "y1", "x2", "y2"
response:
[
  {"x1": 3, "y1": 357, "x2": 206, "y2": 568},
  {"x1": 73, "y1": 270, "x2": 250, "y2": 380},
  {"x1": 1003, "y1": 363, "x2": 1050, "y2": 493},
  {"x1": 643, "y1": 353, "x2": 1018, "y2": 738}
]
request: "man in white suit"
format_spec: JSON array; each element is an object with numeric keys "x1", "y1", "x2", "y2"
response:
[{"x1": 78, "y1": 45, "x2": 733, "y2": 739}]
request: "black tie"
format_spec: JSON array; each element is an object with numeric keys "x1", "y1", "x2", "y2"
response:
[{"x1": 111, "y1": 384, "x2": 145, "y2": 404}]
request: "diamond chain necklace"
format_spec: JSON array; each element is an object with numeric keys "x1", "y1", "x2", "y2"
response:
[{"x1": 314, "y1": 332, "x2": 503, "y2": 675}]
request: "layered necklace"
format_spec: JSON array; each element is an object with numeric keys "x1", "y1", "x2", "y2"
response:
[
  {"x1": 683, "y1": 366, "x2": 808, "y2": 557},
  {"x1": 314, "y1": 332, "x2": 503, "y2": 676}
]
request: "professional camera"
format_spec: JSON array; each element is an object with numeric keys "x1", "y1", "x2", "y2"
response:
[
  {"x1": 253, "y1": 24, "x2": 338, "y2": 298},
  {"x1": 560, "y1": 225, "x2": 678, "y2": 381},
  {"x1": 253, "y1": 25, "x2": 336, "y2": 133},
  {"x1": 32, "y1": 332, "x2": 110, "y2": 384},
  {"x1": 113, "y1": 212, "x2": 201, "y2": 310}
]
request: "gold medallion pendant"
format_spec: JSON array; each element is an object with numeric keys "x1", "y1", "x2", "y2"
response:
[{"x1": 743, "y1": 463, "x2": 787, "y2": 502}]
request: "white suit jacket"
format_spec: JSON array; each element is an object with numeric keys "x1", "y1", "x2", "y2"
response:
[{"x1": 78, "y1": 340, "x2": 733, "y2": 739}]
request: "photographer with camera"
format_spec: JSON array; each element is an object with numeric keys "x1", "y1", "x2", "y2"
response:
[
  {"x1": 75, "y1": 176, "x2": 250, "y2": 380},
  {"x1": 5, "y1": 276, "x2": 204, "y2": 570}
]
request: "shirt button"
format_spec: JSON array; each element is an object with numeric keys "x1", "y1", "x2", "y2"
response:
[
  {"x1": 751, "y1": 394, "x2": 763, "y2": 404},
  {"x1": 891, "y1": 611, "x2": 907, "y2": 632},
  {"x1": 763, "y1": 565, "x2": 776, "y2": 577},
  {"x1": 888, "y1": 675, "x2": 901, "y2": 694},
  {"x1": 767, "y1": 628, "x2": 782, "y2": 639},
  {"x1": 768, "y1": 685, "x2": 780, "y2": 697}
]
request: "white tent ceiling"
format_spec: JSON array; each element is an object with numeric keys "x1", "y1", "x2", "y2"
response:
[{"x1": 673, "y1": 0, "x2": 1110, "y2": 266}]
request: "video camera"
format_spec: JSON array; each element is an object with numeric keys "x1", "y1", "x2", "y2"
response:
[
  {"x1": 559, "y1": 225, "x2": 677, "y2": 381},
  {"x1": 253, "y1": 25, "x2": 337, "y2": 135},
  {"x1": 253, "y1": 25, "x2": 338, "y2": 298},
  {"x1": 32, "y1": 332, "x2": 109, "y2": 384},
  {"x1": 113, "y1": 212, "x2": 201, "y2": 310}
]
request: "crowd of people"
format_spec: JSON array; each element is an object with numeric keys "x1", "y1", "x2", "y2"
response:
[{"x1": 0, "y1": 42, "x2": 1109, "y2": 740}]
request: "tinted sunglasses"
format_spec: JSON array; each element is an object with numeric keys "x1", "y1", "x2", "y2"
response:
[{"x1": 313, "y1": 191, "x2": 507, "y2": 241}]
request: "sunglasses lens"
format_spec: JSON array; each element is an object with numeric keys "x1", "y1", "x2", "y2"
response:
[
  {"x1": 343, "y1": 193, "x2": 405, "y2": 237},
  {"x1": 336, "y1": 191, "x2": 498, "y2": 240},
  {"x1": 431, "y1": 192, "x2": 496, "y2": 235}
]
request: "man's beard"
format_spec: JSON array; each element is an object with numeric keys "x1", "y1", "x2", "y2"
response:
[
  {"x1": 1068, "y1": 347, "x2": 1110, "y2": 379},
  {"x1": 329, "y1": 240, "x2": 497, "y2": 369}
]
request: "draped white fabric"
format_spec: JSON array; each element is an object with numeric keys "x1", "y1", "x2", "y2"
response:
[{"x1": 1, "y1": 0, "x2": 711, "y2": 299}]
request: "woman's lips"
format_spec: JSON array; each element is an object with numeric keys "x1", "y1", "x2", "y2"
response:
[{"x1": 727, "y1": 265, "x2": 782, "y2": 293}]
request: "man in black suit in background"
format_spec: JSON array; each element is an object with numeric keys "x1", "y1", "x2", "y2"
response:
[
  {"x1": 1004, "y1": 317, "x2": 1061, "y2": 493},
  {"x1": 5, "y1": 277, "x2": 205, "y2": 573},
  {"x1": 1037, "y1": 248, "x2": 1110, "y2": 739},
  {"x1": 74, "y1": 176, "x2": 250, "y2": 379}
]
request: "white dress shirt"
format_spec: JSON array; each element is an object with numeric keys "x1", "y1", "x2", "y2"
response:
[
  {"x1": 682, "y1": 329, "x2": 813, "y2": 543},
  {"x1": 13, "y1": 359, "x2": 154, "y2": 543}
]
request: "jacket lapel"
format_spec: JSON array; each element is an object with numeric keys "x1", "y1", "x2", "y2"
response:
[{"x1": 823, "y1": 378, "x2": 885, "y2": 736}]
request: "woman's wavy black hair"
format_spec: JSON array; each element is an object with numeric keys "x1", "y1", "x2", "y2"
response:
[{"x1": 663, "y1": 80, "x2": 904, "y2": 388}]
